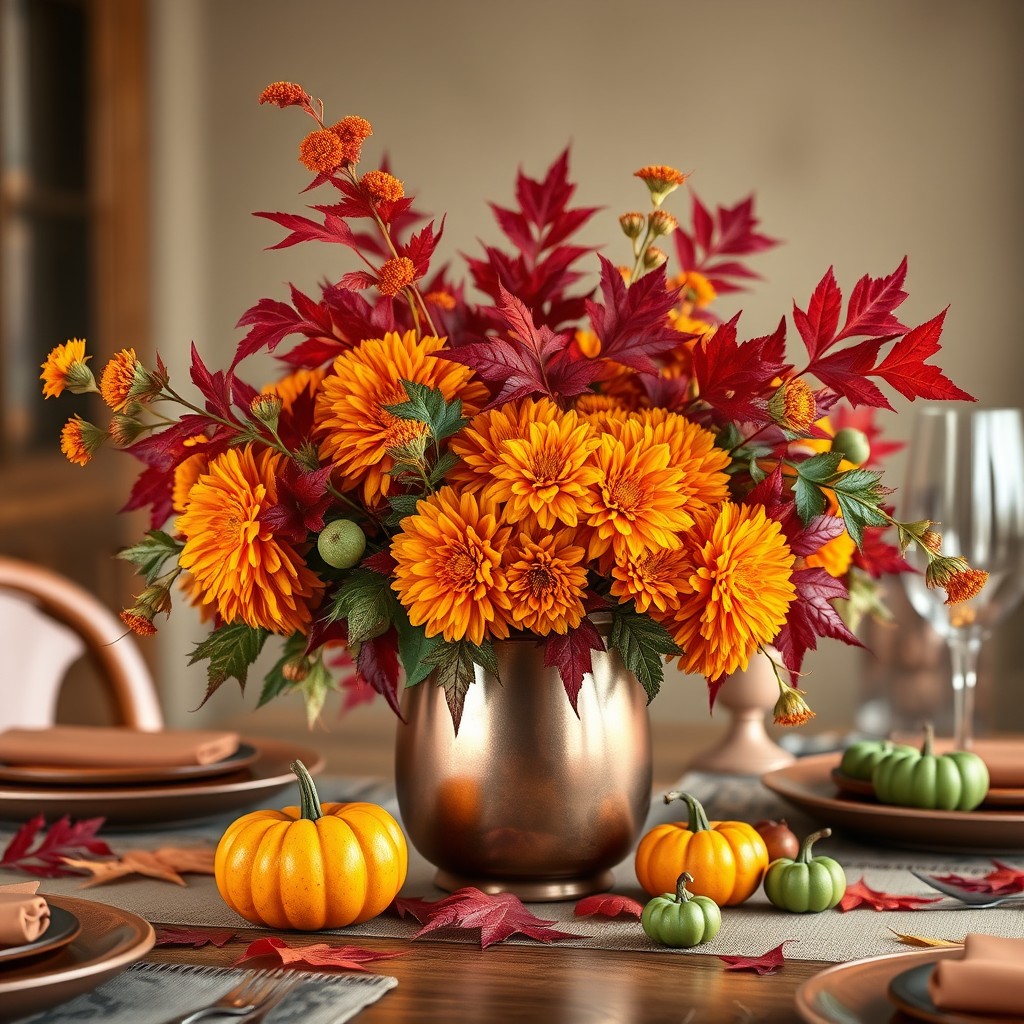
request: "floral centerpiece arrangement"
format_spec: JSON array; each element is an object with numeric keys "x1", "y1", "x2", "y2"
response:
[{"x1": 42, "y1": 81, "x2": 985, "y2": 732}]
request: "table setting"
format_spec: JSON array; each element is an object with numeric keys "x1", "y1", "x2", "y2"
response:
[{"x1": 18, "y1": 72, "x2": 1024, "y2": 1023}]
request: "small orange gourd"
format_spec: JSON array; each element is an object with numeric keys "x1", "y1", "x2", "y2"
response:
[
  {"x1": 635, "y1": 791, "x2": 768, "y2": 906},
  {"x1": 214, "y1": 760, "x2": 408, "y2": 929}
]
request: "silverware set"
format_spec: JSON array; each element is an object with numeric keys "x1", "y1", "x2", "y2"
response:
[{"x1": 160, "y1": 969, "x2": 304, "y2": 1024}]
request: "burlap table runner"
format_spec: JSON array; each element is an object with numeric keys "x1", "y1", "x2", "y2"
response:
[{"x1": 3, "y1": 773, "x2": 1022, "y2": 963}]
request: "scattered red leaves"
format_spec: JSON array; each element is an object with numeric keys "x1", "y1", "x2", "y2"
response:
[
  {"x1": 929, "y1": 860, "x2": 1024, "y2": 895},
  {"x1": 573, "y1": 894, "x2": 644, "y2": 920},
  {"x1": 395, "y1": 887, "x2": 581, "y2": 949},
  {"x1": 234, "y1": 936, "x2": 406, "y2": 971},
  {"x1": 155, "y1": 927, "x2": 237, "y2": 949},
  {"x1": 718, "y1": 940, "x2": 795, "y2": 975},
  {"x1": 0, "y1": 815, "x2": 112, "y2": 878},
  {"x1": 837, "y1": 877, "x2": 943, "y2": 912}
]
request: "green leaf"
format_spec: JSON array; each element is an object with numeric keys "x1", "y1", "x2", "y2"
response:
[
  {"x1": 827, "y1": 467, "x2": 889, "y2": 547},
  {"x1": 330, "y1": 568, "x2": 398, "y2": 643},
  {"x1": 748, "y1": 456, "x2": 766, "y2": 485},
  {"x1": 296, "y1": 654, "x2": 332, "y2": 728},
  {"x1": 608, "y1": 605, "x2": 680, "y2": 702},
  {"x1": 258, "y1": 633, "x2": 306, "y2": 707},
  {"x1": 189, "y1": 623, "x2": 269, "y2": 706},
  {"x1": 794, "y1": 475, "x2": 828, "y2": 524},
  {"x1": 116, "y1": 530, "x2": 182, "y2": 584},
  {"x1": 383, "y1": 379, "x2": 467, "y2": 445},
  {"x1": 394, "y1": 607, "x2": 441, "y2": 687},
  {"x1": 428, "y1": 450, "x2": 460, "y2": 486},
  {"x1": 386, "y1": 493, "x2": 422, "y2": 527},
  {"x1": 796, "y1": 451, "x2": 846, "y2": 483},
  {"x1": 424, "y1": 640, "x2": 480, "y2": 733}
]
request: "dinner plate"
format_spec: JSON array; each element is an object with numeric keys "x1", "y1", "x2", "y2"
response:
[
  {"x1": 0, "y1": 894, "x2": 153, "y2": 1022},
  {"x1": 0, "y1": 742, "x2": 260, "y2": 786},
  {"x1": 795, "y1": 948, "x2": 963, "y2": 1024},
  {"x1": 0, "y1": 738, "x2": 325, "y2": 827},
  {"x1": 888, "y1": 962, "x2": 1000, "y2": 1024},
  {"x1": 763, "y1": 754, "x2": 1024, "y2": 853},
  {"x1": 830, "y1": 768, "x2": 1024, "y2": 809},
  {"x1": 0, "y1": 905, "x2": 80, "y2": 966}
]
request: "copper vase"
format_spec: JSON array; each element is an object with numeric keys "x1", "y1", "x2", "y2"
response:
[{"x1": 394, "y1": 634, "x2": 652, "y2": 901}]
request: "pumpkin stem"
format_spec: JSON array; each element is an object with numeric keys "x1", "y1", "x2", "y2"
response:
[
  {"x1": 797, "y1": 827, "x2": 831, "y2": 864},
  {"x1": 290, "y1": 760, "x2": 322, "y2": 821},
  {"x1": 675, "y1": 871, "x2": 695, "y2": 904},
  {"x1": 663, "y1": 791, "x2": 711, "y2": 833},
  {"x1": 922, "y1": 722, "x2": 935, "y2": 757}
]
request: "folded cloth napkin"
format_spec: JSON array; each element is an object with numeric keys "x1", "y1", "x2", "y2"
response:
[
  {"x1": 0, "y1": 726, "x2": 240, "y2": 768},
  {"x1": 974, "y1": 740, "x2": 1024, "y2": 788},
  {"x1": 927, "y1": 934, "x2": 1024, "y2": 1014},
  {"x1": 0, "y1": 885, "x2": 49, "y2": 945}
]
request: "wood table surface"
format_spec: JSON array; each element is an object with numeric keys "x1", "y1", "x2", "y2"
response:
[{"x1": 145, "y1": 709, "x2": 831, "y2": 1023}]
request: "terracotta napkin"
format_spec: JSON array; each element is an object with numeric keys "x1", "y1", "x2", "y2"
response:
[
  {"x1": 973, "y1": 740, "x2": 1024, "y2": 789},
  {"x1": 927, "y1": 934, "x2": 1024, "y2": 1015},
  {"x1": 0, "y1": 726, "x2": 240, "y2": 768},
  {"x1": 0, "y1": 881, "x2": 49, "y2": 946}
]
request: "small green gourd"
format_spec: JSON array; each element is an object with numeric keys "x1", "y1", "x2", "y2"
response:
[
  {"x1": 763, "y1": 828, "x2": 846, "y2": 913},
  {"x1": 641, "y1": 871, "x2": 722, "y2": 948}
]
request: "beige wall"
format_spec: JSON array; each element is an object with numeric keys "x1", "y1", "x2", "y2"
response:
[{"x1": 150, "y1": 0, "x2": 1024, "y2": 736}]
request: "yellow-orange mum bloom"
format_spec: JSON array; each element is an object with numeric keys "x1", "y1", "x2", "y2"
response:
[
  {"x1": 580, "y1": 426, "x2": 694, "y2": 562},
  {"x1": 506, "y1": 530, "x2": 588, "y2": 636},
  {"x1": 769, "y1": 377, "x2": 817, "y2": 433},
  {"x1": 176, "y1": 446, "x2": 324, "y2": 634},
  {"x1": 486, "y1": 412, "x2": 601, "y2": 529},
  {"x1": 60, "y1": 415, "x2": 105, "y2": 466},
  {"x1": 377, "y1": 256, "x2": 416, "y2": 297},
  {"x1": 672, "y1": 503, "x2": 796, "y2": 682},
  {"x1": 258, "y1": 81, "x2": 308, "y2": 107},
  {"x1": 299, "y1": 129, "x2": 345, "y2": 174},
  {"x1": 172, "y1": 435, "x2": 211, "y2": 514},
  {"x1": 330, "y1": 115, "x2": 373, "y2": 163},
  {"x1": 610, "y1": 546, "x2": 690, "y2": 616},
  {"x1": 362, "y1": 169, "x2": 404, "y2": 203},
  {"x1": 391, "y1": 487, "x2": 512, "y2": 645},
  {"x1": 99, "y1": 348, "x2": 140, "y2": 411},
  {"x1": 448, "y1": 397, "x2": 560, "y2": 494},
  {"x1": 672, "y1": 270, "x2": 716, "y2": 309},
  {"x1": 315, "y1": 331, "x2": 487, "y2": 505},
  {"x1": 41, "y1": 338, "x2": 91, "y2": 398}
]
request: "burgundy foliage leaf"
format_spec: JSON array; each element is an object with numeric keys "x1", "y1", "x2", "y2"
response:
[
  {"x1": 260, "y1": 464, "x2": 333, "y2": 543},
  {"x1": 573, "y1": 894, "x2": 644, "y2": 920},
  {"x1": 718, "y1": 940, "x2": 795, "y2": 974},
  {"x1": 543, "y1": 618, "x2": 606, "y2": 714},
  {"x1": 0, "y1": 815, "x2": 113, "y2": 878},
  {"x1": 120, "y1": 463, "x2": 176, "y2": 529},
  {"x1": 838, "y1": 878, "x2": 942, "y2": 912},
  {"x1": 339, "y1": 271, "x2": 378, "y2": 291},
  {"x1": 834, "y1": 257, "x2": 909, "y2": 342},
  {"x1": 232, "y1": 285, "x2": 335, "y2": 370},
  {"x1": 154, "y1": 927, "x2": 237, "y2": 949},
  {"x1": 189, "y1": 344, "x2": 236, "y2": 421},
  {"x1": 234, "y1": 936, "x2": 406, "y2": 971},
  {"x1": 356, "y1": 629, "x2": 404, "y2": 720},
  {"x1": 853, "y1": 526, "x2": 911, "y2": 578},
  {"x1": 810, "y1": 339, "x2": 892, "y2": 410},
  {"x1": 774, "y1": 567, "x2": 861, "y2": 675},
  {"x1": 793, "y1": 267, "x2": 843, "y2": 360},
  {"x1": 125, "y1": 415, "x2": 215, "y2": 474},
  {"x1": 785, "y1": 514, "x2": 848, "y2": 558},
  {"x1": 873, "y1": 310, "x2": 975, "y2": 402},
  {"x1": 254, "y1": 210, "x2": 358, "y2": 251},
  {"x1": 362, "y1": 550, "x2": 397, "y2": 575}
]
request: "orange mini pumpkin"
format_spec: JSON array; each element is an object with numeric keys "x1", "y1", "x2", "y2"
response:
[
  {"x1": 214, "y1": 760, "x2": 408, "y2": 929},
  {"x1": 635, "y1": 791, "x2": 768, "y2": 906}
]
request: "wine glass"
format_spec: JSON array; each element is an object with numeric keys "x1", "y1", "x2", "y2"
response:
[{"x1": 899, "y1": 407, "x2": 1024, "y2": 748}]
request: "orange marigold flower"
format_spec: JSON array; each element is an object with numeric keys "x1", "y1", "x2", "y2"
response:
[
  {"x1": 486, "y1": 412, "x2": 601, "y2": 529},
  {"x1": 579, "y1": 424, "x2": 695, "y2": 562},
  {"x1": 330, "y1": 115, "x2": 373, "y2": 163},
  {"x1": 262, "y1": 365, "x2": 328, "y2": 412},
  {"x1": 671, "y1": 503, "x2": 797, "y2": 682},
  {"x1": 258, "y1": 81, "x2": 309, "y2": 107},
  {"x1": 120, "y1": 610, "x2": 157, "y2": 637},
  {"x1": 769, "y1": 377, "x2": 817, "y2": 433},
  {"x1": 177, "y1": 446, "x2": 323, "y2": 634},
  {"x1": 424, "y1": 290, "x2": 457, "y2": 310},
  {"x1": 299, "y1": 128, "x2": 345, "y2": 174},
  {"x1": 672, "y1": 270, "x2": 716, "y2": 308},
  {"x1": 610, "y1": 546, "x2": 690, "y2": 615},
  {"x1": 60, "y1": 415, "x2": 106, "y2": 466},
  {"x1": 773, "y1": 682, "x2": 816, "y2": 727},
  {"x1": 943, "y1": 566, "x2": 989, "y2": 606},
  {"x1": 315, "y1": 331, "x2": 487, "y2": 505},
  {"x1": 41, "y1": 338, "x2": 93, "y2": 398},
  {"x1": 803, "y1": 526, "x2": 857, "y2": 578},
  {"x1": 634, "y1": 164, "x2": 688, "y2": 187},
  {"x1": 361, "y1": 169, "x2": 405, "y2": 203},
  {"x1": 377, "y1": 256, "x2": 416, "y2": 297},
  {"x1": 390, "y1": 486, "x2": 512, "y2": 645},
  {"x1": 99, "y1": 348, "x2": 141, "y2": 411},
  {"x1": 506, "y1": 529, "x2": 588, "y2": 636},
  {"x1": 173, "y1": 443, "x2": 211, "y2": 514}
]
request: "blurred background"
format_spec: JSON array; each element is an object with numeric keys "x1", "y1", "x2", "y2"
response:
[{"x1": 2, "y1": 0, "x2": 1023, "y2": 750}]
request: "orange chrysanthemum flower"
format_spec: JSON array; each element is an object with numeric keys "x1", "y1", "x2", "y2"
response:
[
  {"x1": 176, "y1": 445, "x2": 324, "y2": 634},
  {"x1": 315, "y1": 331, "x2": 487, "y2": 504},
  {"x1": 60, "y1": 415, "x2": 106, "y2": 466},
  {"x1": 803, "y1": 526, "x2": 857, "y2": 578},
  {"x1": 424, "y1": 290, "x2": 456, "y2": 310},
  {"x1": 579, "y1": 426, "x2": 694, "y2": 562},
  {"x1": 330, "y1": 115, "x2": 373, "y2": 163},
  {"x1": 448, "y1": 397, "x2": 560, "y2": 494},
  {"x1": 634, "y1": 164, "x2": 689, "y2": 187},
  {"x1": 262, "y1": 365, "x2": 328, "y2": 413},
  {"x1": 362, "y1": 169, "x2": 404, "y2": 203},
  {"x1": 486, "y1": 412, "x2": 601, "y2": 529},
  {"x1": 671, "y1": 503, "x2": 796, "y2": 682},
  {"x1": 99, "y1": 348, "x2": 141, "y2": 411},
  {"x1": 41, "y1": 338, "x2": 92, "y2": 398},
  {"x1": 391, "y1": 487, "x2": 512, "y2": 645},
  {"x1": 506, "y1": 530, "x2": 588, "y2": 636},
  {"x1": 377, "y1": 256, "x2": 416, "y2": 297},
  {"x1": 769, "y1": 377, "x2": 817, "y2": 433},
  {"x1": 258, "y1": 81, "x2": 308, "y2": 107},
  {"x1": 671, "y1": 270, "x2": 716, "y2": 309},
  {"x1": 610, "y1": 546, "x2": 690, "y2": 616},
  {"x1": 299, "y1": 129, "x2": 345, "y2": 174},
  {"x1": 172, "y1": 435, "x2": 211, "y2": 514}
]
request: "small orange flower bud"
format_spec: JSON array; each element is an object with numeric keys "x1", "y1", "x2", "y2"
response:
[
  {"x1": 361, "y1": 169, "x2": 404, "y2": 203},
  {"x1": 649, "y1": 209, "x2": 679, "y2": 237},
  {"x1": 619, "y1": 212, "x2": 646, "y2": 239},
  {"x1": 100, "y1": 348, "x2": 143, "y2": 412},
  {"x1": 258, "y1": 81, "x2": 309, "y2": 108},
  {"x1": 298, "y1": 129, "x2": 345, "y2": 174},
  {"x1": 330, "y1": 115, "x2": 373, "y2": 164},
  {"x1": 60, "y1": 415, "x2": 106, "y2": 466},
  {"x1": 643, "y1": 246, "x2": 668, "y2": 270},
  {"x1": 108, "y1": 412, "x2": 144, "y2": 447},
  {"x1": 773, "y1": 683, "x2": 816, "y2": 727},
  {"x1": 769, "y1": 377, "x2": 817, "y2": 433},
  {"x1": 120, "y1": 610, "x2": 157, "y2": 637},
  {"x1": 250, "y1": 393, "x2": 283, "y2": 428},
  {"x1": 943, "y1": 566, "x2": 989, "y2": 606},
  {"x1": 377, "y1": 256, "x2": 416, "y2": 297},
  {"x1": 922, "y1": 529, "x2": 942, "y2": 554}
]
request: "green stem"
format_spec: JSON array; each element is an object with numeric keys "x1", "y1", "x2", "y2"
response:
[
  {"x1": 797, "y1": 828, "x2": 830, "y2": 865},
  {"x1": 675, "y1": 871, "x2": 695, "y2": 904},
  {"x1": 629, "y1": 224, "x2": 655, "y2": 283},
  {"x1": 663, "y1": 791, "x2": 711, "y2": 832},
  {"x1": 921, "y1": 722, "x2": 935, "y2": 757},
  {"x1": 290, "y1": 760, "x2": 322, "y2": 821}
]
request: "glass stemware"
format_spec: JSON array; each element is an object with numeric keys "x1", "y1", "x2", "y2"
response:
[{"x1": 899, "y1": 407, "x2": 1024, "y2": 749}]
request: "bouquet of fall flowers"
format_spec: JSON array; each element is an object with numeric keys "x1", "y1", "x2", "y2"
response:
[{"x1": 41, "y1": 80, "x2": 985, "y2": 732}]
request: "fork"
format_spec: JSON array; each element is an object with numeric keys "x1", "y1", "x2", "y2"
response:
[
  {"x1": 911, "y1": 870, "x2": 1024, "y2": 908},
  {"x1": 159, "y1": 969, "x2": 294, "y2": 1024}
]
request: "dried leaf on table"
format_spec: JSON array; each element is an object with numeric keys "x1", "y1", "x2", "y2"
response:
[
  {"x1": 234, "y1": 936, "x2": 406, "y2": 971},
  {"x1": 573, "y1": 894, "x2": 644, "y2": 920},
  {"x1": 61, "y1": 845, "x2": 216, "y2": 887},
  {"x1": 395, "y1": 886, "x2": 582, "y2": 949},
  {"x1": 837, "y1": 877, "x2": 942, "y2": 912},
  {"x1": 155, "y1": 927, "x2": 238, "y2": 949},
  {"x1": 931, "y1": 860, "x2": 1024, "y2": 896},
  {"x1": 889, "y1": 930, "x2": 963, "y2": 949},
  {"x1": 0, "y1": 814, "x2": 112, "y2": 878},
  {"x1": 718, "y1": 940, "x2": 795, "y2": 975}
]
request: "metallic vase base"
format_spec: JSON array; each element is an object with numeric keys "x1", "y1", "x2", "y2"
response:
[{"x1": 434, "y1": 868, "x2": 615, "y2": 902}]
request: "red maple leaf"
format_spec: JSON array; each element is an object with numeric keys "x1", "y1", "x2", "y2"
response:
[
  {"x1": 793, "y1": 267, "x2": 843, "y2": 361},
  {"x1": 259, "y1": 464, "x2": 333, "y2": 544},
  {"x1": 835, "y1": 258, "x2": 910, "y2": 342},
  {"x1": 853, "y1": 526, "x2": 911, "y2": 578},
  {"x1": 355, "y1": 629, "x2": 404, "y2": 720},
  {"x1": 873, "y1": 310, "x2": 974, "y2": 402},
  {"x1": 837, "y1": 877, "x2": 942, "y2": 912},
  {"x1": 232, "y1": 285, "x2": 335, "y2": 371},
  {"x1": 718, "y1": 940, "x2": 795, "y2": 974},
  {"x1": 234, "y1": 936, "x2": 406, "y2": 971},
  {"x1": 254, "y1": 209, "x2": 358, "y2": 252},
  {"x1": 983, "y1": 860, "x2": 1024, "y2": 893},
  {"x1": 773, "y1": 567, "x2": 861, "y2": 675},
  {"x1": 0, "y1": 815, "x2": 113, "y2": 878},
  {"x1": 543, "y1": 618, "x2": 606, "y2": 713},
  {"x1": 573, "y1": 894, "x2": 644, "y2": 920},
  {"x1": 394, "y1": 887, "x2": 581, "y2": 949},
  {"x1": 154, "y1": 927, "x2": 237, "y2": 949}
]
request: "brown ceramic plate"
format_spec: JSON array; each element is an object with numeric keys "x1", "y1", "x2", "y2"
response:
[
  {"x1": 0, "y1": 894, "x2": 153, "y2": 1022},
  {"x1": 795, "y1": 948, "x2": 962, "y2": 1024},
  {"x1": 0, "y1": 738, "x2": 324, "y2": 827},
  {"x1": 0, "y1": 742, "x2": 260, "y2": 786},
  {"x1": 831, "y1": 766, "x2": 1024, "y2": 809},
  {"x1": 0, "y1": 905, "x2": 80, "y2": 966},
  {"x1": 763, "y1": 754, "x2": 1024, "y2": 853}
]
